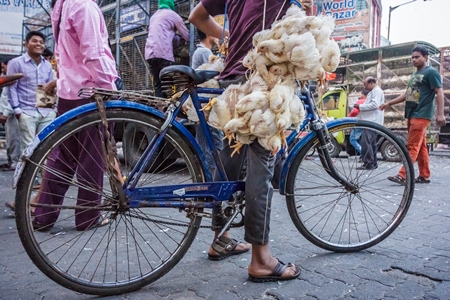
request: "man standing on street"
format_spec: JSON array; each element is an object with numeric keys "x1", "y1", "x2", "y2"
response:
[
  {"x1": 190, "y1": 0, "x2": 314, "y2": 283},
  {"x1": 32, "y1": 0, "x2": 118, "y2": 230},
  {"x1": 0, "y1": 59, "x2": 20, "y2": 172},
  {"x1": 145, "y1": 0, "x2": 189, "y2": 98},
  {"x1": 380, "y1": 46, "x2": 446, "y2": 185},
  {"x1": 355, "y1": 77, "x2": 384, "y2": 170},
  {"x1": 7, "y1": 31, "x2": 56, "y2": 155}
]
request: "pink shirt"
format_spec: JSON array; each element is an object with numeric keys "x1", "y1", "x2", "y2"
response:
[
  {"x1": 52, "y1": 0, "x2": 117, "y2": 100},
  {"x1": 144, "y1": 9, "x2": 190, "y2": 62}
]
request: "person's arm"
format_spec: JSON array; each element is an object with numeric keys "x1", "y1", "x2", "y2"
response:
[
  {"x1": 43, "y1": 80, "x2": 57, "y2": 95},
  {"x1": 348, "y1": 107, "x2": 359, "y2": 117},
  {"x1": 189, "y1": 3, "x2": 228, "y2": 40},
  {"x1": 175, "y1": 14, "x2": 190, "y2": 42},
  {"x1": 43, "y1": 62, "x2": 56, "y2": 95},
  {"x1": 434, "y1": 87, "x2": 446, "y2": 127},
  {"x1": 379, "y1": 92, "x2": 406, "y2": 110},
  {"x1": 6, "y1": 60, "x2": 21, "y2": 118},
  {"x1": 359, "y1": 89, "x2": 382, "y2": 111},
  {"x1": 302, "y1": 0, "x2": 314, "y2": 16},
  {"x1": 71, "y1": 3, "x2": 117, "y2": 90}
]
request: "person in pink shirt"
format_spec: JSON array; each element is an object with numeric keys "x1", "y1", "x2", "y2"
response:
[
  {"x1": 33, "y1": 0, "x2": 118, "y2": 231},
  {"x1": 145, "y1": 0, "x2": 189, "y2": 98}
]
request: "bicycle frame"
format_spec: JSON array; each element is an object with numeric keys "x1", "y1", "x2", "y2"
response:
[{"x1": 14, "y1": 81, "x2": 356, "y2": 209}]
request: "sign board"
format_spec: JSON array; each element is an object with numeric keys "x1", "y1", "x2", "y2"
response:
[
  {"x1": 314, "y1": 0, "x2": 372, "y2": 53},
  {"x1": 0, "y1": 0, "x2": 51, "y2": 55},
  {"x1": 120, "y1": 2, "x2": 149, "y2": 33}
]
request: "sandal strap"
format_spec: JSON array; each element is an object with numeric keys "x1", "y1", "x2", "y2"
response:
[
  {"x1": 271, "y1": 260, "x2": 289, "y2": 277},
  {"x1": 211, "y1": 236, "x2": 238, "y2": 254}
]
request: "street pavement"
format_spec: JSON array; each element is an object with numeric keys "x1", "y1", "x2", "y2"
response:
[{"x1": 0, "y1": 148, "x2": 449, "y2": 300}]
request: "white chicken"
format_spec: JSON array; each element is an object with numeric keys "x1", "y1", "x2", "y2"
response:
[
  {"x1": 256, "y1": 37, "x2": 289, "y2": 63},
  {"x1": 223, "y1": 110, "x2": 252, "y2": 139},
  {"x1": 289, "y1": 93, "x2": 306, "y2": 130},
  {"x1": 196, "y1": 55, "x2": 225, "y2": 72},
  {"x1": 268, "y1": 82, "x2": 296, "y2": 113},
  {"x1": 250, "y1": 108, "x2": 278, "y2": 137},
  {"x1": 206, "y1": 3, "x2": 340, "y2": 155},
  {"x1": 242, "y1": 48, "x2": 272, "y2": 83},
  {"x1": 276, "y1": 105, "x2": 292, "y2": 131},
  {"x1": 203, "y1": 83, "x2": 246, "y2": 130},
  {"x1": 320, "y1": 39, "x2": 341, "y2": 73},
  {"x1": 252, "y1": 29, "x2": 273, "y2": 48},
  {"x1": 235, "y1": 91, "x2": 268, "y2": 114},
  {"x1": 258, "y1": 132, "x2": 285, "y2": 155}
]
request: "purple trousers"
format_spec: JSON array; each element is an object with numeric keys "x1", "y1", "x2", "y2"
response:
[{"x1": 34, "y1": 98, "x2": 105, "y2": 231}]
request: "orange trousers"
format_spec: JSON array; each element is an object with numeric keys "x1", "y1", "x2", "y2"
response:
[{"x1": 399, "y1": 118, "x2": 430, "y2": 179}]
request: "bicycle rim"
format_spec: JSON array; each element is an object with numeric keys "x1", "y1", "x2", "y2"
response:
[
  {"x1": 285, "y1": 121, "x2": 414, "y2": 252},
  {"x1": 15, "y1": 109, "x2": 205, "y2": 295}
]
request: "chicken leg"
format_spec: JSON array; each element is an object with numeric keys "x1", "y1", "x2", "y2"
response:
[{"x1": 201, "y1": 98, "x2": 217, "y2": 111}]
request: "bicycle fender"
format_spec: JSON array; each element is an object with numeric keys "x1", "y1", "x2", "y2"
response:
[
  {"x1": 278, "y1": 118, "x2": 357, "y2": 195},
  {"x1": 13, "y1": 101, "x2": 213, "y2": 188}
]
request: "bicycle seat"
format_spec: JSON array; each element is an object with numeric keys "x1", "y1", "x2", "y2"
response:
[
  {"x1": 160, "y1": 65, "x2": 219, "y2": 85},
  {"x1": 0, "y1": 73, "x2": 23, "y2": 88}
]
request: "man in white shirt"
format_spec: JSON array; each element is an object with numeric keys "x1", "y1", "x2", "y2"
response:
[{"x1": 354, "y1": 76, "x2": 385, "y2": 170}]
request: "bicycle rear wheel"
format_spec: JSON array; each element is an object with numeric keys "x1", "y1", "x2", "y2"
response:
[
  {"x1": 285, "y1": 121, "x2": 414, "y2": 252},
  {"x1": 15, "y1": 109, "x2": 206, "y2": 295}
]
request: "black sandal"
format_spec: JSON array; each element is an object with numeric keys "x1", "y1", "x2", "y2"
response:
[
  {"x1": 208, "y1": 236, "x2": 250, "y2": 261},
  {"x1": 415, "y1": 176, "x2": 430, "y2": 184},
  {"x1": 248, "y1": 259, "x2": 301, "y2": 283},
  {"x1": 387, "y1": 175, "x2": 406, "y2": 186}
]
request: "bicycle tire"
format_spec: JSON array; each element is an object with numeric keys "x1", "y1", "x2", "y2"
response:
[
  {"x1": 285, "y1": 121, "x2": 414, "y2": 252},
  {"x1": 15, "y1": 108, "x2": 206, "y2": 295}
]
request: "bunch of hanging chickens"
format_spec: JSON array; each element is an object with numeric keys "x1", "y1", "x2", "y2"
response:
[{"x1": 197, "y1": 4, "x2": 341, "y2": 156}]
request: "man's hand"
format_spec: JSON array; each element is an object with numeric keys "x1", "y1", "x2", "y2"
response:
[
  {"x1": 15, "y1": 113, "x2": 21, "y2": 120},
  {"x1": 436, "y1": 113, "x2": 447, "y2": 127},
  {"x1": 0, "y1": 114, "x2": 7, "y2": 124},
  {"x1": 301, "y1": 0, "x2": 313, "y2": 7},
  {"x1": 43, "y1": 80, "x2": 57, "y2": 95},
  {"x1": 353, "y1": 103, "x2": 359, "y2": 109},
  {"x1": 379, "y1": 103, "x2": 389, "y2": 110}
]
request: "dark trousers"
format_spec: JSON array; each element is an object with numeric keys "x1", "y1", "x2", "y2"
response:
[
  {"x1": 360, "y1": 130, "x2": 378, "y2": 168},
  {"x1": 35, "y1": 98, "x2": 105, "y2": 231},
  {"x1": 147, "y1": 58, "x2": 174, "y2": 98},
  {"x1": 212, "y1": 75, "x2": 275, "y2": 245}
]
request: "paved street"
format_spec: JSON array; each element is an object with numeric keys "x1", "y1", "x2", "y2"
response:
[{"x1": 0, "y1": 148, "x2": 449, "y2": 299}]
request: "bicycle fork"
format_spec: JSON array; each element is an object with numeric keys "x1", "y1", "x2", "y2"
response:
[{"x1": 312, "y1": 120, "x2": 359, "y2": 193}]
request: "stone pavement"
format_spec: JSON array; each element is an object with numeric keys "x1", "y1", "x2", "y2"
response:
[{"x1": 0, "y1": 148, "x2": 449, "y2": 299}]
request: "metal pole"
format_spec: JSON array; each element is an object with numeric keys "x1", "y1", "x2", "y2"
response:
[
  {"x1": 189, "y1": 0, "x2": 195, "y2": 65},
  {"x1": 387, "y1": 0, "x2": 419, "y2": 42},
  {"x1": 387, "y1": 7, "x2": 392, "y2": 41},
  {"x1": 115, "y1": 0, "x2": 121, "y2": 68}
]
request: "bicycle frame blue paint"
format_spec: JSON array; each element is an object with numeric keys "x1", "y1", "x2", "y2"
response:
[{"x1": 278, "y1": 117, "x2": 357, "y2": 195}]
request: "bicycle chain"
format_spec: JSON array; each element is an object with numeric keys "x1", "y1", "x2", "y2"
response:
[{"x1": 125, "y1": 211, "x2": 242, "y2": 230}]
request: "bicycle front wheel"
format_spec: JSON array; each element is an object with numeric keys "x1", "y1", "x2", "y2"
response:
[
  {"x1": 15, "y1": 109, "x2": 206, "y2": 295},
  {"x1": 285, "y1": 121, "x2": 414, "y2": 252}
]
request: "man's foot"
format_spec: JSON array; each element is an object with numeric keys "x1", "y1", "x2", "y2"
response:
[
  {"x1": 5, "y1": 201, "x2": 15, "y2": 211},
  {"x1": 248, "y1": 258, "x2": 301, "y2": 282},
  {"x1": 415, "y1": 176, "x2": 430, "y2": 184},
  {"x1": 208, "y1": 236, "x2": 251, "y2": 261},
  {"x1": 387, "y1": 175, "x2": 406, "y2": 185},
  {"x1": 356, "y1": 164, "x2": 377, "y2": 170}
]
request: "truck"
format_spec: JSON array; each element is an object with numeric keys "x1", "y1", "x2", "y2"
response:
[{"x1": 316, "y1": 41, "x2": 448, "y2": 159}]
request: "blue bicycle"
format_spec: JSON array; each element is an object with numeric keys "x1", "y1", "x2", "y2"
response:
[{"x1": 14, "y1": 65, "x2": 414, "y2": 295}]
